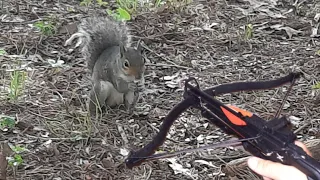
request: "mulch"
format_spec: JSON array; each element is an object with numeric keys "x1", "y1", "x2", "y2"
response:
[{"x1": 0, "y1": 0, "x2": 319, "y2": 179}]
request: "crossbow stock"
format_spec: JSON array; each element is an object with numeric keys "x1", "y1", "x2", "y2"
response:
[{"x1": 125, "y1": 72, "x2": 320, "y2": 180}]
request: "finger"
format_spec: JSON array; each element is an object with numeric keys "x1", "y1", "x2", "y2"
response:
[
  {"x1": 294, "y1": 141, "x2": 312, "y2": 156},
  {"x1": 263, "y1": 177, "x2": 272, "y2": 180},
  {"x1": 247, "y1": 157, "x2": 308, "y2": 180}
]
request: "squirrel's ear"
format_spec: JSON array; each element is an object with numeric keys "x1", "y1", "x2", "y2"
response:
[{"x1": 120, "y1": 45, "x2": 127, "y2": 56}]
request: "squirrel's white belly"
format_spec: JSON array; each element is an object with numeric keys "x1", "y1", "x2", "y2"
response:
[{"x1": 101, "y1": 81, "x2": 124, "y2": 107}]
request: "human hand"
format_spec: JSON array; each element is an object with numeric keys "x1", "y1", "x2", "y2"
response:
[{"x1": 247, "y1": 141, "x2": 312, "y2": 180}]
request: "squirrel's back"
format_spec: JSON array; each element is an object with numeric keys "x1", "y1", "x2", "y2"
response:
[{"x1": 76, "y1": 16, "x2": 132, "y2": 72}]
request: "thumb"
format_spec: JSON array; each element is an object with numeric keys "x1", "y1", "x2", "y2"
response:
[{"x1": 247, "y1": 157, "x2": 308, "y2": 180}]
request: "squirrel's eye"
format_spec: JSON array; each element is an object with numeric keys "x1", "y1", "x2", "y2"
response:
[{"x1": 124, "y1": 60, "x2": 129, "y2": 68}]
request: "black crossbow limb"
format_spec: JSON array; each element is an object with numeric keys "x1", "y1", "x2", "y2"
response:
[{"x1": 125, "y1": 72, "x2": 320, "y2": 180}]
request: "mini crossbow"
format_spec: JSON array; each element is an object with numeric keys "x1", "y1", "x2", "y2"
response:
[{"x1": 125, "y1": 72, "x2": 320, "y2": 180}]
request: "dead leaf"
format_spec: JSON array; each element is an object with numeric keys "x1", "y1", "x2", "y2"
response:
[
  {"x1": 314, "y1": 13, "x2": 320, "y2": 22},
  {"x1": 194, "y1": 160, "x2": 218, "y2": 168},
  {"x1": 270, "y1": 24, "x2": 302, "y2": 38},
  {"x1": 120, "y1": 148, "x2": 129, "y2": 156},
  {"x1": 116, "y1": 122, "x2": 128, "y2": 145},
  {"x1": 102, "y1": 158, "x2": 114, "y2": 168},
  {"x1": 165, "y1": 157, "x2": 197, "y2": 179},
  {"x1": 288, "y1": 116, "x2": 303, "y2": 126},
  {"x1": 16, "y1": 121, "x2": 34, "y2": 131}
]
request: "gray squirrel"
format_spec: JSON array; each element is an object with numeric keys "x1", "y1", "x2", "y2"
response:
[{"x1": 64, "y1": 16, "x2": 145, "y2": 114}]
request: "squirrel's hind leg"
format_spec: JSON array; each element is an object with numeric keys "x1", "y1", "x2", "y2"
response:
[
  {"x1": 88, "y1": 81, "x2": 111, "y2": 115},
  {"x1": 105, "y1": 86, "x2": 124, "y2": 107}
]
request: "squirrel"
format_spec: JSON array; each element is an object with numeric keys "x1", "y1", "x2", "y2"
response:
[{"x1": 64, "y1": 16, "x2": 145, "y2": 114}]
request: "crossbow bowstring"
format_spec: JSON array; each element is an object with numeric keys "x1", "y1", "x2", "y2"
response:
[
  {"x1": 127, "y1": 136, "x2": 259, "y2": 162},
  {"x1": 274, "y1": 75, "x2": 298, "y2": 119}
]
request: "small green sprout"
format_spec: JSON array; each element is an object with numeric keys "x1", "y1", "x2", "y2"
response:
[
  {"x1": 67, "y1": 7, "x2": 76, "y2": 12},
  {"x1": 11, "y1": 145, "x2": 26, "y2": 154},
  {"x1": 97, "y1": 0, "x2": 108, "y2": 7},
  {"x1": 0, "y1": 49, "x2": 7, "y2": 55},
  {"x1": 116, "y1": 0, "x2": 138, "y2": 14},
  {"x1": 107, "y1": 8, "x2": 131, "y2": 21},
  {"x1": 312, "y1": 82, "x2": 320, "y2": 89},
  {"x1": 9, "y1": 70, "x2": 27, "y2": 101},
  {"x1": 34, "y1": 20, "x2": 56, "y2": 36},
  {"x1": 245, "y1": 24, "x2": 253, "y2": 40},
  {"x1": 0, "y1": 116, "x2": 16, "y2": 131},
  {"x1": 155, "y1": 0, "x2": 162, "y2": 7},
  {"x1": 80, "y1": 0, "x2": 93, "y2": 6},
  {"x1": 7, "y1": 154, "x2": 24, "y2": 167},
  {"x1": 7, "y1": 145, "x2": 27, "y2": 167}
]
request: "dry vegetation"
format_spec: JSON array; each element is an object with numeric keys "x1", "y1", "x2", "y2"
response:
[{"x1": 0, "y1": 0, "x2": 319, "y2": 179}]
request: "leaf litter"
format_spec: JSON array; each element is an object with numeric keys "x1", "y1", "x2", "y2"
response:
[{"x1": 0, "y1": 0, "x2": 319, "y2": 180}]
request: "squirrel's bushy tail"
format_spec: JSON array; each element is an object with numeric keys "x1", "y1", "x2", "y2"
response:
[{"x1": 67, "y1": 16, "x2": 132, "y2": 72}]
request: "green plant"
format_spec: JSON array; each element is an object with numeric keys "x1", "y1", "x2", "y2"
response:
[
  {"x1": 0, "y1": 116, "x2": 16, "y2": 131},
  {"x1": 107, "y1": 7, "x2": 131, "y2": 21},
  {"x1": 7, "y1": 145, "x2": 26, "y2": 167},
  {"x1": 117, "y1": 0, "x2": 138, "y2": 13},
  {"x1": 67, "y1": 6, "x2": 76, "y2": 12},
  {"x1": 34, "y1": 20, "x2": 56, "y2": 36},
  {"x1": 0, "y1": 48, "x2": 7, "y2": 55},
  {"x1": 154, "y1": 0, "x2": 162, "y2": 7},
  {"x1": 245, "y1": 23, "x2": 253, "y2": 40},
  {"x1": 9, "y1": 70, "x2": 27, "y2": 101},
  {"x1": 313, "y1": 82, "x2": 320, "y2": 89},
  {"x1": 106, "y1": 0, "x2": 139, "y2": 21},
  {"x1": 105, "y1": 0, "x2": 192, "y2": 22},
  {"x1": 7, "y1": 154, "x2": 23, "y2": 167},
  {"x1": 97, "y1": 0, "x2": 108, "y2": 7},
  {"x1": 11, "y1": 145, "x2": 26, "y2": 154},
  {"x1": 80, "y1": 0, "x2": 93, "y2": 6}
]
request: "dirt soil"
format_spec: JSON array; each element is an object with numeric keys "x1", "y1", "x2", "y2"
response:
[{"x1": 0, "y1": 0, "x2": 319, "y2": 180}]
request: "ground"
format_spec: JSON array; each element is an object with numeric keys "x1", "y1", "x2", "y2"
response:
[{"x1": 0, "y1": 0, "x2": 319, "y2": 179}]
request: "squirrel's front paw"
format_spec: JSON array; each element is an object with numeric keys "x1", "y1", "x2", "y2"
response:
[{"x1": 128, "y1": 82, "x2": 137, "y2": 91}]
